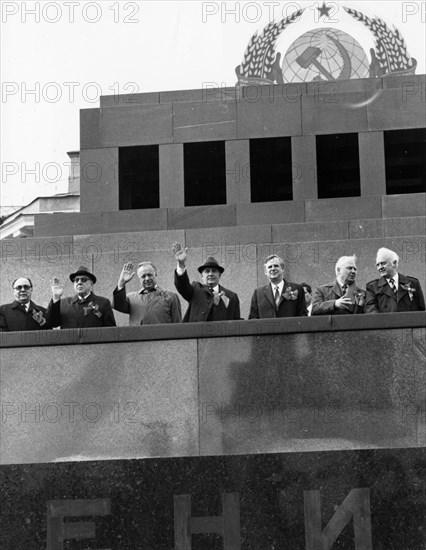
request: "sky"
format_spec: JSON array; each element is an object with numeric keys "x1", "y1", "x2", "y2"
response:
[{"x1": 1, "y1": 0, "x2": 425, "y2": 215}]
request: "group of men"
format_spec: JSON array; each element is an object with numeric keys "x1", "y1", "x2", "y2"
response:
[{"x1": 0, "y1": 244, "x2": 424, "y2": 332}]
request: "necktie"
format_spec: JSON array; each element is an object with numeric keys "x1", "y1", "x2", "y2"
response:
[
  {"x1": 389, "y1": 278, "x2": 397, "y2": 293},
  {"x1": 341, "y1": 284, "x2": 348, "y2": 295},
  {"x1": 274, "y1": 286, "x2": 280, "y2": 308}
]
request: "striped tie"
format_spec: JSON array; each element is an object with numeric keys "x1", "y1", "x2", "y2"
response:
[
  {"x1": 389, "y1": 278, "x2": 397, "y2": 293},
  {"x1": 274, "y1": 286, "x2": 280, "y2": 308}
]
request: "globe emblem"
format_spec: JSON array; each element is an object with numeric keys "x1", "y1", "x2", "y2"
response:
[{"x1": 281, "y1": 28, "x2": 369, "y2": 83}]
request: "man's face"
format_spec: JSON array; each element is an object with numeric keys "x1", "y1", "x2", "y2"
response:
[
  {"x1": 201, "y1": 267, "x2": 221, "y2": 288},
  {"x1": 13, "y1": 278, "x2": 33, "y2": 304},
  {"x1": 138, "y1": 265, "x2": 157, "y2": 291},
  {"x1": 73, "y1": 276, "x2": 94, "y2": 297},
  {"x1": 264, "y1": 257, "x2": 284, "y2": 284},
  {"x1": 376, "y1": 253, "x2": 397, "y2": 278},
  {"x1": 336, "y1": 260, "x2": 357, "y2": 285},
  {"x1": 303, "y1": 287, "x2": 312, "y2": 305}
]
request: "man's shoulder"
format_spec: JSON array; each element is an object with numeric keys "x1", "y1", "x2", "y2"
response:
[
  {"x1": 31, "y1": 301, "x2": 46, "y2": 313},
  {"x1": 91, "y1": 294, "x2": 111, "y2": 305},
  {"x1": 400, "y1": 273, "x2": 421, "y2": 285},
  {"x1": 366, "y1": 277, "x2": 382, "y2": 288},
  {"x1": 316, "y1": 281, "x2": 335, "y2": 290},
  {"x1": 220, "y1": 285, "x2": 239, "y2": 298},
  {"x1": 252, "y1": 284, "x2": 269, "y2": 295},
  {"x1": 0, "y1": 302, "x2": 16, "y2": 313},
  {"x1": 156, "y1": 287, "x2": 180, "y2": 298}
]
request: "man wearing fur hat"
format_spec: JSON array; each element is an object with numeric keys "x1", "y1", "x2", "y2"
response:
[
  {"x1": 47, "y1": 266, "x2": 116, "y2": 328},
  {"x1": 172, "y1": 242, "x2": 240, "y2": 322}
]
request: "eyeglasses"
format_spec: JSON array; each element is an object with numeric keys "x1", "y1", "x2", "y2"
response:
[
  {"x1": 14, "y1": 285, "x2": 31, "y2": 291},
  {"x1": 73, "y1": 277, "x2": 90, "y2": 283}
]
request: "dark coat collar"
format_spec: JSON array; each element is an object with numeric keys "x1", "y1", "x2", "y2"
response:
[
  {"x1": 11, "y1": 300, "x2": 33, "y2": 310},
  {"x1": 72, "y1": 292, "x2": 94, "y2": 304}
]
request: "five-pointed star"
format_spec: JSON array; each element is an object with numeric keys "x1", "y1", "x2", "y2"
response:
[{"x1": 317, "y1": 2, "x2": 332, "y2": 18}]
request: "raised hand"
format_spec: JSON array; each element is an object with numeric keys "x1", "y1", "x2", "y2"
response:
[
  {"x1": 118, "y1": 262, "x2": 135, "y2": 289},
  {"x1": 172, "y1": 242, "x2": 188, "y2": 267},
  {"x1": 50, "y1": 277, "x2": 64, "y2": 302}
]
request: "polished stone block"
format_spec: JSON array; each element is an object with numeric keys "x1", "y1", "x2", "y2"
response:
[
  {"x1": 80, "y1": 108, "x2": 101, "y2": 150},
  {"x1": 106, "y1": 208, "x2": 168, "y2": 232},
  {"x1": 79, "y1": 148, "x2": 119, "y2": 213},
  {"x1": 34, "y1": 212, "x2": 104, "y2": 238},
  {"x1": 173, "y1": 101, "x2": 237, "y2": 142},
  {"x1": 306, "y1": 78, "x2": 382, "y2": 94},
  {"x1": 305, "y1": 196, "x2": 382, "y2": 222},
  {"x1": 241, "y1": 82, "x2": 306, "y2": 102},
  {"x1": 383, "y1": 216, "x2": 426, "y2": 238},
  {"x1": 291, "y1": 135, "x2": 317, "y2": 200},
  {"x1": 100, "y1": 103, "x2": 173, "y2": 147},
  {"x1": 382, "y1": 193, "x2": 426, "y2": 218},
  {"x1": 0, "y1": 236, "x2": 73, "y2": 260},
  {"x1": 35, "y1": 208, "x2": 170, "y2": 237},
  {"x1": 301, "y1": 91, "x2": 369, "y2": 134},
  {"x1": 359, "y1": 131, "x2": 386, "y2": 196},
  {"x1": 0, "y1": 340, "x2": 199, "y2": 464},
  {"x1": 100, "y1": 91, "x2": 160, "y2": 107},
  {"x1": 167, "y1": 205, "x2": 236, "y2": 229},
  {"x1": 236, "y1": 96, "x2": 302, "y2": 139},
  {"x1": 349, "y1": 219, "x2": 384, "y2": 240},
  {"x1": 382, "y1": 73, "x2": 426, "y2": 89},
  {"x1": 1, "y1": 448, "x2": 424, "y2": 549},
  {"x1": 198, "y1": 329, "x2": 421, "y2": 457},
  {"x1": 73, "y1": 229, "x2": 185, "y2": 258},
  {"x1": 160, "y1": 87, "x2": 237, "y2": 103},
  {"x1": 348, "y1": 217, "x2": 426, "y2": 240},
  {"x1": 185, "y1": 225, "x2": 271, "y2": 249},
  {"x1": 272, "y1": 220, "x2": 348, "y2": 243},
  {"x1": 367, "y1": 87, "x2": 426, "y2": 130},
  {"x1": 236, "y1": 201, "x2": 305, "y2": 226},
  {"x1": 159, "y1": 143, "x2": 184, "y2": 208},
  {"x1": 225, "y1": 139, "x2": 251, "y2": 204}
]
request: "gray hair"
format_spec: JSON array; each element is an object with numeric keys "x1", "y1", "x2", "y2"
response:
[
  {"x1": 335, "y1": 255, "x2": 357, "y2": 275},
  {"x1": 137, "y1": 262, "x2": 157, "y2": 276},
  {"x1": 264, "y1": 254, "x2": 285, "y2": 269},
  {"x1": 376, "y1": 247, "x2": 399, "y2": 264}
]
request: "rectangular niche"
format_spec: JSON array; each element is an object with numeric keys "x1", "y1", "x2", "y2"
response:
[
  {"x1": 119, "y1": 145, "x2": 160, "y2": 210},
  {"x1": 250, "y1": 137, "x2": 293, "y2": 202},
  {"x1": 316, "y1": 133, "x2": 361, "y2": 199},
  {"x1": 184, "y1": 141, "x2": 226, "y2": 206},
  {"x1": 384, "y1": 128, "x2": 426, "y2": 195}
]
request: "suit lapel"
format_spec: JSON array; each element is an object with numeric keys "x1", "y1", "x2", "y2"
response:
[
  {"x1": 263, "y1": 285, "x2": 275, "y2": 308},
  {"x1": 331, "y1": 281, "x2": 342, "y2": 298},
  {"x1": 397, "y1": 274, "x2": 409, "y2": 302},
  {"x1": 378, "y1": 277, "x2": 397, "y2": 301}
]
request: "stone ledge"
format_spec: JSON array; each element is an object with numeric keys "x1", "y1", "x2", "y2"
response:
[{"x1": 1, "y1": 312, "x2": 424, "y2": 348}]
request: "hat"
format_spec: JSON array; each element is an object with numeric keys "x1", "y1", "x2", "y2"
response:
[
  {"x1": 197, "y1": 257, "x2": 224, "y2": 274},
  {"x1": 69, "y1": 266, "x2": 97, "y2": 284}
]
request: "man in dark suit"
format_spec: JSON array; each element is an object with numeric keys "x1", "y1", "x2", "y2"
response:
[
  {"x1": 0, "y1": 277, "x2": 49, "y2": 331},
  {"x1": 172, "y1": 242, "x2": 240, "y2": 322},
  {"x1": 47, "y1": 266, "x2": 116, "y2": 328},
  {"x1": 312, "y1": 255, "x2": 366, "y2": 315},
  {"x1": 249, "y1": 254, "x2": 307, "y2": 318},
  {"x1": 365, "y1": 247, "x2": 425, "y2": 313}
]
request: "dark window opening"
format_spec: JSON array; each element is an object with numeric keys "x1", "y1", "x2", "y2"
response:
[
  {"x1": 119, "y1": 146, "x2": 159, "y2": 210},
  {"x1": 384, "y1": 128, "x2": 426, "y2": 195},
  {"x1": 316, "y1": 133, "x2": 360, "y2": 199},
  {"x1": 250, "y1": 137, "x2": 293, "y2": 202},
  {"x1": 184, "y1": 141, "x2": 226, "y2": 206}
]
